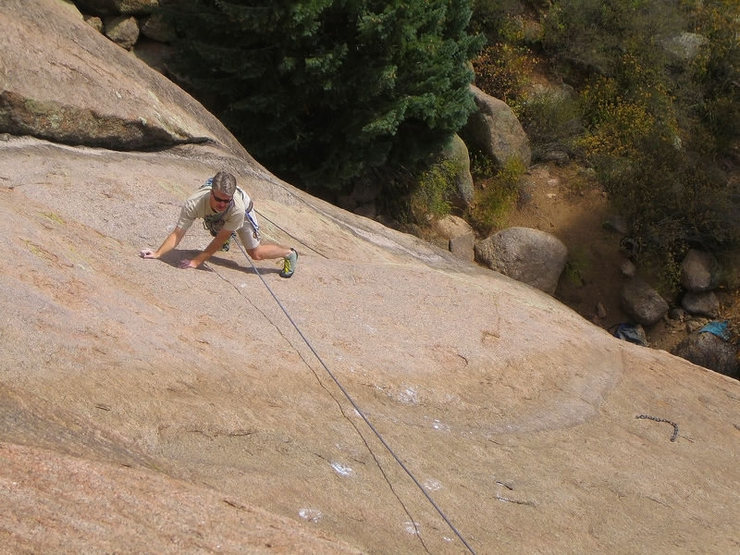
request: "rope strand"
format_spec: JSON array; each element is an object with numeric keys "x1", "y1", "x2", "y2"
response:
[
  {"x1": 234, "y1": 238, "x2": 476, "y2": 554},
  {"x1": 254, "y1": 208, "x2": 329, "y2": 259}
]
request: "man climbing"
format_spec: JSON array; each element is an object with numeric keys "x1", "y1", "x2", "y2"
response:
[{"x1": 140, "y1": 170, "x2": 298, "y2": 277}]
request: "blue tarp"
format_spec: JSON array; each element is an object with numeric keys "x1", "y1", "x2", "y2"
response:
[
  {"x1": 699, "y1": 320, "x2": 730, "y2": 341},
  {"x1": 613, "y1": 323, "x2": 648, "y2": 346}
]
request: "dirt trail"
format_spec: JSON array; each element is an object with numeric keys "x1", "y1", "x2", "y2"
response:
[{"x1": 501, "y1": 162, "x2": 740, "y2": 356}]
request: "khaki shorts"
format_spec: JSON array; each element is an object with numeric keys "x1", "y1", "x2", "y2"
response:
[{"x1": 236, "y1": 208, "x2": 261, "y2": 250}]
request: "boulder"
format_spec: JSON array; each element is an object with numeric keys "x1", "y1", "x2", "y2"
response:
[
  {"x1": 680, "y1": 249, "x2": 718, "y2": 292},
  {"x1": 620, "y1": 259, "x2": 637, "y2": 278},
  {"x1": 104, "y1": 15, "x2": 140, "y2": 50},
  {"x1": 433, "y1": 215, "x2": 475, "y2": 261},
  {"x1": 672, "y1": 332, "x2": 739, "y2": 379},
  {"x1": 474, "y1": 226, "x2": 567, "y2": 294},
  {"x1": 681, "y1": 291, "x2": 720, "y2": 318},
  {"x1": 462, "y1": 85, "x2": 531, "y2": 168},
  {"x1": 74, "y1": 0, "x2": 159, "y2": 16},
  {"x1": 440, "y1": 134, "x2": 474, "y2": 209},
  {"x1": 663, "y1": 32, "x2": 709, "y2": 64},
  {"x1": 140, "y1": 12, "x2": 176, "y2": 43},
  {"x1": 83, "y1": 15, "x2": 103, "y2": 32},
  {"x1": 620, "y1": 277, "x2": 669, "y2": 326}
]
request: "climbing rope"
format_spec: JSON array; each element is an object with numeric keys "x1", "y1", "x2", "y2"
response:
[
  {"x1": 233, "y1": 238, "x2": 476, "y2": 554},
  {"x1": 253, "y1": 208, "x2": 329, "y2": 259}
]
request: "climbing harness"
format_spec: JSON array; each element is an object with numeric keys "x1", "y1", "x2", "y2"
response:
[
  {"x1": 231, "y1": 237, "x2": 476, "y2": 554},
  {"x1": 199, "y1": 179, "x2": 261, "y2": 244}
]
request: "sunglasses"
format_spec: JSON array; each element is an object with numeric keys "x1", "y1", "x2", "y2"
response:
[{"x1": 211, "y1": 191, "x2": 233, "y2": 204}]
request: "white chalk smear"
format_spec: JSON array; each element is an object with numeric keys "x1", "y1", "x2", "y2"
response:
[
  {"x1": 298, "y1": 508, "x2": 323, "y2": 523},
  {"x1": 330, "y1": 461, "x2": 353, "y2": 477}
]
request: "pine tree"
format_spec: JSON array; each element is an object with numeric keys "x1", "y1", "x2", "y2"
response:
[{"x1": 163, "y1": 0, "x2": 483, "y2": 192}]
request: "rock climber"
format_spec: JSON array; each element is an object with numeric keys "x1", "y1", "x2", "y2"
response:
[{"x1": 139, "y1": 170, "x2": 298, "y2": 277}]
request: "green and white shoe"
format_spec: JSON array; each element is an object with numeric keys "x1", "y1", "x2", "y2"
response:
[
  {"x1": 280, "y1": 248, "x2": 298, "y2": 278},
  {"x1": 220, "y1": 233, "x2": 236, "y2": 252}
]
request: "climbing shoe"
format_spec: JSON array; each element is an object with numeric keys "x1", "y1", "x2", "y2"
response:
[
  {"x1": 279, "y1": 248, "x2": 298, "y2": 278},
  {"x1": 220, "y1": 233, "x2": 236, "y2": 252}
]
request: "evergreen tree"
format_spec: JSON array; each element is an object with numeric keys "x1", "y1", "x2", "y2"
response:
[{"x1": 164, "y1": 0, "x2": 484, "y2": 193}]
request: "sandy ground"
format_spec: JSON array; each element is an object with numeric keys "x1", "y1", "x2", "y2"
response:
[{"x1": 500, "y1": 162, "x2": 740, "y2": 356}]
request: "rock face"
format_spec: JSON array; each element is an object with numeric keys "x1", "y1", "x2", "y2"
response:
[
  {"x1": 0, "y1": 0, "x2": 248, "y2": 156},
  {"x1": 474, "y1": 226, "x2": 568, "y2": 294},
  {"x1": 1, "y1": 1, "x2": 739, "y2": 554}
]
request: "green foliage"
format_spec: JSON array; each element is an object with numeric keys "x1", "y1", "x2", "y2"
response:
[
  {"x1": 472, "y1": 42, "x2": 536, "y2": 109},
  {"x1": 408, "y1": 159, "x2": 459, "y2": 222},
  {"x1": 540, "y1": 0, "x2": 739, "y2": 279},
  {"x1": 563, "y1": 245, "x2": 591, "y2": 286},
  {"x1": 163, "y1": 0, "x2": 484, "y2": 193},
  {"x1": 689, "y1": 0, "x2": 740, "y2": 153},
  {"x1": 468, "y1": 156, "x2": 525, "y2": 234},
  {"x1": 518, "y1": 88, "x2": 583, "y2": 159},
  {"x1": 469, "y1": 148, "x2": 497, "y2": 180},
  {"x1": 576, "y1": 54, "x2": 680, "y2": 164},
  {"x1": 469, "y1": 0, "x2": 527, "y2": 43},
  {"x1": 541, "y1": 0, "x2": 685, "y2": 81}
]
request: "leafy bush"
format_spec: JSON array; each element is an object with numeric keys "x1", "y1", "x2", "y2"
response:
[
  {"x1": 408, "y1": 159, "x2": 460, "y2": 222},
  {"x1": 472, "y1": 43, "x2": 536, "y2": 110},
  {"x1": 469, "y1": 147, "x2": 497, "y2": 180},
  {"x1": 538, "y1": 0, "x2": 738, "y2": 290},
  {"x1": 467, "y1": 156, "x2": 525, "y2": 234},
  {"x1": 541, "y1": 0, "x2": 685, "y2": 82},
  {"x1": 469, "y1": 0, "x2": 528, "y2": 42},
  {"x1": 563, "y1": 245, "x2": 591, "y2": 286},
  {"x1": 519, "y1": 87, "x2": 583, "y2": 160},
  {"x1": 689, "y1": 0, "x2": 740, "y2": 154}
]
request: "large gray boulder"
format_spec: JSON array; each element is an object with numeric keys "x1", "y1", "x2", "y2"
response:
[
  {"x1": 672, "y1": 331, "x2": 739, "y2": 379},
  {"x1": 462, "y1": 85, "x2": 532, "y2": 168},
  {"x1": 663, "y1": 32, "x2": 708, "y2": 64},
  {"x1": 681, "y1": 291, "x2": 720, "y2": 318},
  {"x1": 474, "y1": 226, "x2": 567, "y2": 294}
]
